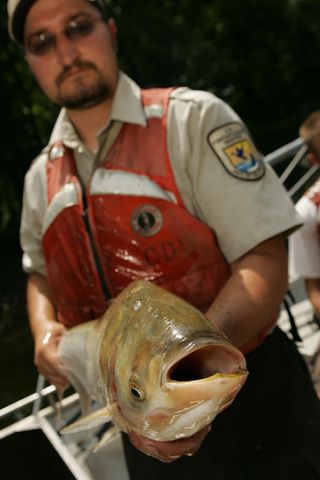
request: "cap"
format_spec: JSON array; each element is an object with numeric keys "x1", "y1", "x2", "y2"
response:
[{"x1": 7, "y1": 0, "x2": 108, "y2": 44}]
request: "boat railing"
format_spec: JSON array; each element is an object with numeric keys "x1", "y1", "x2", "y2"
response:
[{"x1": 265, "y1": 137, "x2": 320, "y2": 200}]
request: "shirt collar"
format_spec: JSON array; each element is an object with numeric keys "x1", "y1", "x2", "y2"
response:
[
  {"x1": 110, "y1": 72, "x2": 146, "y2": 126},
  {"x1": 49, "y1": 72, "x2": 147, "y2": 146}
]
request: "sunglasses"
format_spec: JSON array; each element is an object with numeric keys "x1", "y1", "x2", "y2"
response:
[{"x1": 25, "y1": 15, "x2": 105, "y2": 56}]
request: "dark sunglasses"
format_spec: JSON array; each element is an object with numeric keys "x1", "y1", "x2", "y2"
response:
[{"x1": 25, "y1": 15, "x2": 105, "y2": 56}]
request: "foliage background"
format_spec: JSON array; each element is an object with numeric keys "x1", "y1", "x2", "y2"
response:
[{"x1": 1, "y1": 0, "x2": 320, "y2": 402}]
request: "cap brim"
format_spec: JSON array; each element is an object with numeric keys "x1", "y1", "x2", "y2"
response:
[{"x1": 10, "y1": 0, "x2": 36, "y2": 44}]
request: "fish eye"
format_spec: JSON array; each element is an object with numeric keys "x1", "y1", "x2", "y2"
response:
[{"x1": 129, "y1": 383, "x2": 145, "y2": 401}]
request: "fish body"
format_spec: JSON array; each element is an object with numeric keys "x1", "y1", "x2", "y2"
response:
[{"x1": 58, "y1": 280, "x2": 248, "y2": 441}]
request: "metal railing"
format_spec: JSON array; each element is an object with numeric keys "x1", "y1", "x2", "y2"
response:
[{"x1": 265, "y1": 137, "x2": 320, "y2": 201}]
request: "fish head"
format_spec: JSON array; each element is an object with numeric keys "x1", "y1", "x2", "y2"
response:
[{"x1": 98, "y1": 280, "x2": 248, "y2": 442}]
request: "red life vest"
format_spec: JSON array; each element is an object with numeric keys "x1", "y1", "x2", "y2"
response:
[{"x1": 42, "y1": 88, "x2": 231, "y2": 328}]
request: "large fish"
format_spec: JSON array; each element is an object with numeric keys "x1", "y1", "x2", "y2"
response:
[{"x1": 58, "y1": 280, "x2": 248, "y2": 443}]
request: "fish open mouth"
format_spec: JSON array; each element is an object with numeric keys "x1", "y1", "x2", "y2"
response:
[{"x1": 167, "y1": 344, "x2": 246, "y2": 382}]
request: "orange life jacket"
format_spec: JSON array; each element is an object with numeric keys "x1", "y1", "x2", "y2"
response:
[
  {"x1": 42, "y1": 88, "x2": 230, "y2": 328},
  {"x1": 41, "y1": 87, "x2": 273, "y2": 354}
]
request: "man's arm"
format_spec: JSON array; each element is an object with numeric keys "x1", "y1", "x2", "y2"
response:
[
  {"x1": 27, "y1": 273, "x2": 69, "y2": 390},
  {"x1": 129, "y1": 234, "x2": 288, "y2": 462},
  {"x1": 206, "y1": 234, "x2": 288, "y2": 348}
]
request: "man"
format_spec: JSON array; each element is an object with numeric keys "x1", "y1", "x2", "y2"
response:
[
  {"x1": 289, "y1": 112, "x2": 320, "y2": 314},
  {"x1": 7, "y1": 0, "x2": 320, "y2": 478},
  {"x1": 289, "y1": 111, "x2": 320, "y2": 398}
]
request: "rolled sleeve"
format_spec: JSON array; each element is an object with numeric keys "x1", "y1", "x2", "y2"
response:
[
  {"x1": 168, "y1": 89, "x2": 302, "y2": 262},
  {"x1": 20, "y1": 155, "x2": 48, "y2": 276}
]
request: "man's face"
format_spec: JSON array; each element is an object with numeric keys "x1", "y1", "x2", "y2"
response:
[{"x1": 24, "y1": 0, "x2": 119, "y2": 110}]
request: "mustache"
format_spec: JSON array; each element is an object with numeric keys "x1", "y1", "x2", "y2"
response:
[{"x1": 56, "y1": 59, "x2": 97, "y2": 87}]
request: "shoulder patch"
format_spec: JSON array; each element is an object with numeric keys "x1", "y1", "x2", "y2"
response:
[{"x1": 207, "y1": 122, "x2": 265, "y2": 180}]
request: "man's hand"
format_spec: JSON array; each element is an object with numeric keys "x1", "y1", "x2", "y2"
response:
[
  {"x1": 127, "y1": 424, "x2": 211, "y2": 463},
  {"x1": 27, "y1": 273, "x2": 69, "y2": 391},
  {"x1": 34, "y1": 321, "x2": 69, "y2": 390}
]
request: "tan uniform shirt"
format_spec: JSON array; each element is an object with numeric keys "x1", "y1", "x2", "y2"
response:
[{"x1": 20, "y1": 72, "x2": 301, "y2": 276}]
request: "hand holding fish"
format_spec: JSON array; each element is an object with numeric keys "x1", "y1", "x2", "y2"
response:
[
  {"x1": 127, "y1": 424, "x2": 211, "y2": 463},
  {"x1": 26, "y1": 273, "x2": 69, "y2": 391},
  {"x1": 58, "y1": 280, "x2": 247, "y2": 459},
  {"x1": 34, "y1": 320, "x2": 69, "y2": 391}
]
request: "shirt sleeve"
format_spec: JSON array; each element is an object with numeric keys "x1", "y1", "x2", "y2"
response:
[
  {"x1": 20, "y1": 155, "x2": 48, "y2": 276},
  {"x1": 288, "y1": 197, "x2": 320, "y2": 280},
  {"x1": 167, "y1": 88, "x2": 302, "y2": 263}
]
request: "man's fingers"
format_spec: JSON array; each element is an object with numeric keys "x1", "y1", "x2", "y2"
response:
[
  {"x1": 128, "y1": 424, "x2": 211, "y2": 463},
  {"x1": 37, "y1": 362, "x2": 69, "y2": 389},
  {"x1": 35, "y1": 339, "x2": 69, "y2": 389}
]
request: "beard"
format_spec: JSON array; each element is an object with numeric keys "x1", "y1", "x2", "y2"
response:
[
  {"x1": 57, "y1": 79, "x2": 111, "y2": 110},
  {"x1": 55, "y1": 59, "x2": 113, "y2": 110}
]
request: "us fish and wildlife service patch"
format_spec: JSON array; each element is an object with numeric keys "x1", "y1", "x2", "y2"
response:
[{"x1": 207, "y1": 122, "x2": 265, "y2": 180}]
